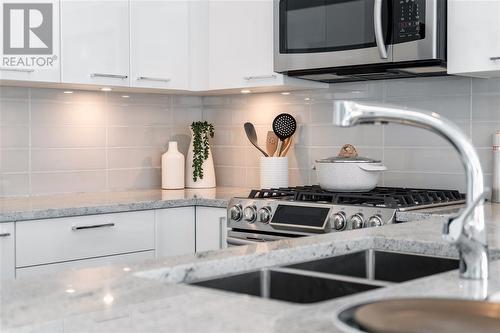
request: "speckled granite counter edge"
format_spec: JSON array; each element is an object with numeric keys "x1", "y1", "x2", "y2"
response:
[{"x1": 0, "y1": 197, "x2": 229, "y2": 223}]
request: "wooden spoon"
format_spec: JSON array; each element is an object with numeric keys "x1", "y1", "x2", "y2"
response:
[
  {"x1": 266, "y1": 131, "x2": 279, "y2": 157},
  {"x1": 279, "y1": 137, "x2": 293, "y2": 157}
]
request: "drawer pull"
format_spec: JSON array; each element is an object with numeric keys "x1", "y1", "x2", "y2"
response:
[
  {"x1": 0, "y1": 67, "x2": 34, "y2": 73},
  {"x1": 90, "y1": 73, "x2": 128, "y2": 79},
  {"x1": 490, "y1": 57, "x2": 500, "y2": 61},
  {"x1": 243, "y1": 74, "x2": 277, "y2": 80},
  {"x1": 0, "y1": 232, "x2": 11, "y2": 237},
  {"x1": 72, "y1": 223, "x2": 115, "y2": 231},
  {"x1": 137, "y1": 76, "x2": 171, "y2": 83}
]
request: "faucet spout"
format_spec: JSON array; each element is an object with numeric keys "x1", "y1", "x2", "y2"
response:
[{"x1": 333, "y1": 100, "x2": 489, "y2": 280}]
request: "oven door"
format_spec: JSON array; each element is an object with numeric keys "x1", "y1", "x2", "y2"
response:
[{"x1": 274, "y1": 0, "x2": 393, "y2": 73}]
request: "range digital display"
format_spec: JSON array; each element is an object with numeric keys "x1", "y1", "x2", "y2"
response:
[{"x1": 271, "y1": 205, "x2": 330, "y2": 228}]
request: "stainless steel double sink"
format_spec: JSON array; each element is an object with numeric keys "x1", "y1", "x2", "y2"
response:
[{"x1": 191, "y1": 250, "x2": 459, "y2": 304}]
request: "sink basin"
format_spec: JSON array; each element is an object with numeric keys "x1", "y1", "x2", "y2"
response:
[
  {"x1": 193, "y1": 268, "x2": 383, "y2": 304},
  {"x1": 287, "y1": 250, "x2": 459, "y2": 283},
  {"x1": 338, "y1": 298, "x2": 500, "y2": 333},
  {"x1": 190, "y1": 250, "x2": 459, "y2": 304}
]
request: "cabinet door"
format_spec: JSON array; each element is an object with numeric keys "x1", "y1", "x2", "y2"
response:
[
  {"x1": 208, "y1": 0, "x2": 281, "y2": 90},
  {"x1": 61, "y1": 0, "x2": 129, "y2": 86},
  {"x1": 155, "y1": 207, "x2": 195, "y2": 258},
  {"x1": 195, "y1": 207, "x2": 227, "y2": 252},
  {"x1": 448, "y1": 0, "x2": 500, "y2": 78},
  {"x1": 0, "y1": 0, "x2": 60, "y2": 82},
  {"x1": 0, "y1": 223, "x2": 15, "y2": 280},
  {"x1": 130, "y1": 0, "x2": 189, "y2": 90}
]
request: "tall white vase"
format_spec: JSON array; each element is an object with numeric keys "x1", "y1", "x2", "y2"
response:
[
  {"x1": 185, "y1": 130, "x2": 216, "y2": 188},
  {"x1": 162, "y1": 141, "x2": 185, "y2": 189}
]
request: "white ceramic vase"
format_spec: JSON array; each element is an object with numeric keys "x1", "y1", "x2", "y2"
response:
[
  {"x1": 185, "y1": 129, "x2": 216, "y2": 188},
  {"x1": 161, "y1": 141, "x2": 185, "y2": 189}
]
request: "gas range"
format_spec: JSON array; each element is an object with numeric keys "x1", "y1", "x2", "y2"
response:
[{"x1": 226, "y1": 186, "x2": 465, "y2": 245}]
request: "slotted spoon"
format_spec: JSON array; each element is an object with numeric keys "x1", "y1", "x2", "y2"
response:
[{"x1": 272, "y1": 113, "x2": 296, "y2": 156}]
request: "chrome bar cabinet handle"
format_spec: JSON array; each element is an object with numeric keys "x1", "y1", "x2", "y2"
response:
[
  {"x1": 243, "y1": 74, "x2": 277, "y2": 80},
  {"x1": 490, "y1": 57, "x2": 500, "y2": 61},
  {"x1": 72, "y1": 223, "x2": 115, "y2": 231},
  {"x1": 136, "y1": 76, "x2": 171, "y2": 83},
  {"x1": 0, "y1": 233, "x2": 11, "y2": 237},
  {"x1": 0, "y1": 67, "x2": 34, "y2": 73},
  {"x1": 90, "y1": 73, "x2": 128, "y2": 79}
]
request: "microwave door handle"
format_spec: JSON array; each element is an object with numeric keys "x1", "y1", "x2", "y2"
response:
[{"x1": 374, "y1": 0, "x2": 388, "y2": 59}]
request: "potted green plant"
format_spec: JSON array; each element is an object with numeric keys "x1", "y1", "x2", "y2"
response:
[{"x1": 185, "y1": 121, "x2": 216, "y2": 188}]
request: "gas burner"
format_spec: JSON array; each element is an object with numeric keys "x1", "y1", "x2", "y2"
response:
[{"x1": 248, "y1": 186, "x2": 465, "y2": 210}]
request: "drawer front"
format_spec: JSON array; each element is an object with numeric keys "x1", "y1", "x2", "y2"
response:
[
  {"x1": 16, "y1": 211, "x2": 155, "y2": 267},
  {"x1": 16, "y1": 250, "x2": 155, "y2": 279}
]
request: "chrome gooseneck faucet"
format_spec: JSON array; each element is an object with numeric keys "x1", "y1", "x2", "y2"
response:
[{"x1": 333, "y1": 100, "x2": 489, "y2": 280}]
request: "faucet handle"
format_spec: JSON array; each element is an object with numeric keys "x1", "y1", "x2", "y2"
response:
[{"x1": 443, "y1": 190, "x2": 489, "y2": 243}]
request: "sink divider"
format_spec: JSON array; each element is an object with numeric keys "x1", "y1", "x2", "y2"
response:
[{"x1": 267, "y1": 267, "x2": 394, "y2": 288}]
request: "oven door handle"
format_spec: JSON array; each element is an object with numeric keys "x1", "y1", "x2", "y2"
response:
[
  {"x1": 374, "y1": 0, "x2": 388, "y2": 59},
  {"x1": 227, "y1": 236, "x2": 266, "y2": 246}
]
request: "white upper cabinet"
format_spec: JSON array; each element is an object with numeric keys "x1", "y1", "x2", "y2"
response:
[
  {"x1": 61, "y1": 0, "x2": 130, "y2": 86},
  {"x1": 448, "y1": 0, "x2": 500, "y2": 78},
  {"x1": 207, "y1": 0, "x2": 325, "y2": 91},
  {"x1": 130, "y1": 0, "x2": 190, "y2": 90},
  {"x1": 0, "y1": 0, "x2": 61, "y2": 83}
]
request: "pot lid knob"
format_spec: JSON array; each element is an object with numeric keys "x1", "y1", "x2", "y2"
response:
[{"x1": 338, "y1": 144, "x2": 358, "y2": 158}]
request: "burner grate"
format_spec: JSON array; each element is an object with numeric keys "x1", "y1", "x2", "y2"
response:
[{"x1": 248, "y1": 186, "x2": 465, "y2": 209}]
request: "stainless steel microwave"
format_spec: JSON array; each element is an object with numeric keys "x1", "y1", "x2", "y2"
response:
[{"x1": 274, "y1": 0, "x2": 447, "y2": 83}]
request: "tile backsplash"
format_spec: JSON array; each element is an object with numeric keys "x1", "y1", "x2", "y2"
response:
[
  {"x1": 0, "y1": 87, "x2": 201, "y2": 196},
  {"x1": 1, "y1": 75, "x2": 499, "y2": 196},
  {"x1": 205, "y1": 76, "x2": 497, "y2": 192}
]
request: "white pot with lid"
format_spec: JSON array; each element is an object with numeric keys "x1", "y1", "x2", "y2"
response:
[{"x1": 315, "y1": 155, "x2": 387, "y2": 192}]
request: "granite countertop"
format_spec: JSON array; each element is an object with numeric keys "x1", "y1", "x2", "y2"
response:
[
  {"x1": 2, "y1": 204, "x2": 500, "y2": 333},
  {"x1": 0, "y1": 187, "x2": 250, "y2": 222},
  {"x1": 0, "y1": 186, "x2": 462, "y2": 223}
]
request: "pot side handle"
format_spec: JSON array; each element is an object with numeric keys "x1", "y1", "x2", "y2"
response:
[{"x1": 358, "y1": 164, "x2": 388, "y2": 172}]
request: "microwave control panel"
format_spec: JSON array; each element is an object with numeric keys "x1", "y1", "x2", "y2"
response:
[{"x1": 394, "y1": 0, "x2": 426, "y2": 44}]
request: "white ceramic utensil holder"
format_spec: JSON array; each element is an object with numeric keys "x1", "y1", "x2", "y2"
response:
[{"x1": 260, "y1": 157, "x2": 289, "y2": 189}]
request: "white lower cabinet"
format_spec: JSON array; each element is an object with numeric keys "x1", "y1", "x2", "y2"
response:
[
  {"x1": 155, "y1": 207, "x2": 195, "y2": 258},
  {"x1": 16, "y1": 250, "x2": 154, "y2": 278},
  {"x1": 16, "y1": 211, "x2": 155, "y2": 268},
  {"x1": 195, "y1": 207, "x2": 227, "y2": 252},
  {"x1": 9, "y1": 205, "x2": 227, "y2": 278},
  {"x1": 0, "y1": 223, "x2": 15, "y2": 280}
]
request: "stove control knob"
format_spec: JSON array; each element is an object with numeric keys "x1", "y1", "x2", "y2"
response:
[
  {"x1": 229, "y1": 205, "x2": 243, "y2": 221},
  {"x1": 258, "y1": 207, "x2": 272, "y2": 224},
  {"x1": 368, "y1": 215, "x2": 383, "y2": 227},
  {"x1": 333, "y1": 212, "x2": 347, "y2": 231},
  {"x1": 350, "y1": 214, "x2": 364, "y2": 229},
  {"x1": 243, "y1": 205, "x2": 257, "y2": 223}
]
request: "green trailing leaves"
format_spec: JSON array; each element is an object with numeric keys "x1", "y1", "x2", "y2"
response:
[{"x1": 191, "y1": 121, "x2": 214, "y2": 182}]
